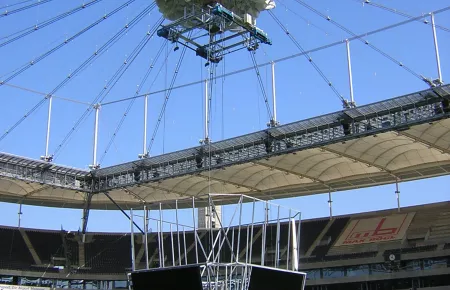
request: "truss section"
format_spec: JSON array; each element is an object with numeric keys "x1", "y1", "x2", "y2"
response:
[
  {"x1": 0, "y1": 152, "x2": 88, "y2": 191},
  {"x1": 156, "y1": 3, "x2": 272, "y2": 64},
  {"x1": 94, "y1": 85, "x2": 450, "y2": 190},
  {"x1": 129, "y1": 194, "x2": 306, "y2": 290},
  {"x1": 0, "y1": 85, "x2": 449, "y2": 205}
]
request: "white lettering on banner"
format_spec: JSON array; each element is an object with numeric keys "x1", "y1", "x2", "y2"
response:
[
  {"x1": 334, "y1": 212, "x2": 415, "y2": 247},
  {"x1": 0, "y1": 285, "x2": 49, "y2": 290}
]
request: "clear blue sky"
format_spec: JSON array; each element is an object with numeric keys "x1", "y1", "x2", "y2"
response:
[{"x1": 0, "y1": 0, "x2": 449, "y2": 232}]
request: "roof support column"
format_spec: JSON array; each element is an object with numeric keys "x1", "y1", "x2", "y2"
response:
[
  {"x1": 345, "y1": 39, "x2": 356, "y2": 108},
  {"x1": 18, "y1": 203, "x2": 23, "y2": 228},
  {"x1": 143, "y1": 205, "x2": 149, "y2": 269},
  {"x1": 89, "y1": 104, "x2": 100, "y2": 170},
  {"x1": 139, "y1": 94, "x2": 149, "y2": 159},
  {"x1": 130, "y1": 208, "x2": 136, "y2": 271},
  {"x1": 81, "y1": 193, "x2": 93, "y2": 242},
  {"x1": 41, "y1": 95, "x2": 53, "y2": 162},
  {"x1": 202, "y1": 79, "x2": 211, "y2": 145},
  {"x1": 395, "y1": 179, "x2": 401, "y2": 213},
  {"x1": 328, "y1": 190, "x2": 333, "y2": 220},
  {"x1": 270, "y1": 61, "x2": 279, "y2": 127},
  {"x1": 431, "y1": 13, "x2": 443, "y2": 85}
]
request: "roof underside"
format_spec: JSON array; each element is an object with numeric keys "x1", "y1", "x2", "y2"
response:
[{"x1": 1, "y1": 85, "x2": 449, "y2": 209}]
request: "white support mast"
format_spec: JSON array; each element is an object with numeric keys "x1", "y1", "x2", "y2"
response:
[
  {"x1": 291, "y1": 218, "x2": 299, "y2": 271},
  {"x1": 41, "y1": 95, "x2": 53, "y2": 162},
  {"x1": 89, "y1": 104, "x2": 100, "y2": 170},
  {"x1": 346, "y1": 39, "x2": 356, "y2": 108},
  {"x1": 139, "y1": 94, "x2": 149, "y2": 158},
  {"x1": 431, "y1": 13, "x2": 443, "y2": 85},
  {"x1": 202, "y1": 79, "x2": 210, "y2": 144},
  {"x1": 270, "y1": 61, "x2": 279, "y2": 127}
]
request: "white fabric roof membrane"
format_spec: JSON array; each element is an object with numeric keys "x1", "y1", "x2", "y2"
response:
[
  {"x1": 155, "y1": 0, "x2": 276, "y2": 21},
  {"x1": 1, "y1": 118, "x2": 450, "y2": 209}
]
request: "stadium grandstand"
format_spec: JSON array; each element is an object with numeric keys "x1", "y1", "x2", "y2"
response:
[
  {"x1": 0, "y1": 201, "x2": 448, "y2": 289},
  {"x1": 1, "y1": 0, "x2": 450, "y2": 289}
]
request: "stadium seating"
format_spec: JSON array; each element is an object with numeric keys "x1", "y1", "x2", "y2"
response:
[
  {"x1": 0, "y1": 227, "x2": 34, "y2": 270},
  {"x1": 25, "y1": 229, "x2": 64, "y2": 264},
  {"x1": 310, "y1": 217, "x2": 350, "y2": 257},
  {"x1": 0, "y1": 201, "x2": 448, "y2": 282},
  {"x1": 83, "y1": 234, "x2": 131, "y2": 273}
]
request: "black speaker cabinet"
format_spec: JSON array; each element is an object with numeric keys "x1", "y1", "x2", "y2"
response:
[
  {"x1": 131, "y1": 264, "x2": 203, "y2": 290},
  {"x1": 248, "y1": 266, "x2": 306, "y2": 290},
  {"x1": 131, "y1": 264, "x2": 306, "y2": 290}
]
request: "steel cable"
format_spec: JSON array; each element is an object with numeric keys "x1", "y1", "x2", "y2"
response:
[
  {"x1": 0, "y1": 0, "x2": 104, "y2": 47},
  {"x1": 147, "y1": 35, "x2": 191, "y2": 154},
  {"x1": 0, "y1": 3, "x2": 154, "y2": 147},
  {"x1": 0, "y1": 0, "x2": 53, "y2": 18},
  {"x1": 0, "y1": 0, "x2": 138, "y2": 87},
  {"x1": 293, "y1": 0, "x2": 436, "y2": 83},
  {"x1": 98, "y1": 40, "x2": 171, "y2": 164},
  {"x1": 249, "y1": 50, "x2": 273, "y2": 121},
  {"x1": 350, "y1": 0, "x2": 450, "y2": 33},
  {"x1": 52, "y1": 12, "x2": 162, "y2": 160},
  {"x1": 268, "y1": 10, "x2": 347, "y2": 107}
]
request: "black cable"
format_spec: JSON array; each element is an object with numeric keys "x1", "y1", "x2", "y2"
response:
[
  {"x1": 98, "y1": 39, "x2": 170, "y2": 164},
  {"x1": 0, "y1": 0, "x2": 138, "y2": 87},
  {"x1": 293, "y1": 0, "x2": 428, "y2": 83},
  {"x1": 268, "y1": 10, "x2": 347, "y2": 107},
  {"x1": 52, "y1": 11, "x2": 161, "y2": 160},
  {"x1": 0, "y1": 0, "x2": 104, "y2": 47},
  {"x1": 0, "y1": 3, "x2": 153, "y2": 146},
  {"x1": 147, "y1": 35, "x2": 191, "y2": 154},
  {"x1": 0, "y1": 0, "x2": 54, "y2": 18},
  {"x1": 249, "y1": 50, "x2": 273, "y2": 122}
]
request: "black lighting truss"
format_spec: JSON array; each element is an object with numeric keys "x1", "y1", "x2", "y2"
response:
[{"x1": 0, "y1": 85, "x2": 449, "y2": 193}]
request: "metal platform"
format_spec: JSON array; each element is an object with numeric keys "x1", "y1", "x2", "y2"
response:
[
  {"x1": 128, "y1": 194, "x2": 306, "y2": 290},
  {"x1": 0, "y1": 85, "x2": 449, "y2": 209},
  {"x1": 157, "y1": 3, "x2": 272, "y2": 64}
]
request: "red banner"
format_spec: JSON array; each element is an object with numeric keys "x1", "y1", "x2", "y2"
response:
[{"x1": 335, "y1": 212, "x2": 415, "y2": 246}]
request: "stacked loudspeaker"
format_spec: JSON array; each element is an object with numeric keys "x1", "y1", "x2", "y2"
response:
[{"x1": 131, "y1": 264, "x2": 306, "y2": 290}]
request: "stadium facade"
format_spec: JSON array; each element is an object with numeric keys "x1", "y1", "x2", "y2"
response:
[{"x1": 0, "y1": 201, "x2": 448, "y2": 289}]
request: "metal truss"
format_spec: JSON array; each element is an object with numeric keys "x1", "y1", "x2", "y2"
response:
[
  {"x1": 156, "y1": 3, "x2": 272, "y2": 64},
  {"x1": 129, "y1": 194, "x2": 306, "y2": 290},
  {"x1": 92, "y1": 85, "x2": 450, "y2": 192},
  {"x1": 0, "y1": 85, "x2": 449, "y2": 193}
]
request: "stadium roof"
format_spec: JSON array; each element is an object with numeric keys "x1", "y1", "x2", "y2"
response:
[{"x1": 0, "y1": 85, "x2": 449, "y2": 209}]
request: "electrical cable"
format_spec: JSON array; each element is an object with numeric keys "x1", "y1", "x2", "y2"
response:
[
  {"x1": 147, "y1": 35, "x2": 190, "y2": 154},
  {"x1": 0, "y1": 3, "x2": 155, "y2": 147},
  {"x1": 268, "y1": 10, "x2": 348, "y2": 107},
  {"x1": 100, "y1": 7, "x2": 449, "y2": 107},
  {"x1": 293, "y1": 0, "x2": 432, "y2": 84},
  {"x1": 249, "y1": 50, "x2": 273, "y2": 121},
  {"x1": 0, "y1": 0, "x2": 138, "y2": 87},
  {"x1": 98, "y1": 40, "x2": 170, "y2": 164},
  {"x1": 52, "y1": 13, "x2": 163, "y2": 160},
  {"x1": 0, "y1": 0, "x2": 53, "y2": 18},
  {"x1": 0, "y1": 0, "x2": 104, "y2": 47}
]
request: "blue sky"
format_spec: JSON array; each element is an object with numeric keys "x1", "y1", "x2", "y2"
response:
[{"x1": 0, "y1": 0, "x2": 449, "y2": 232}]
